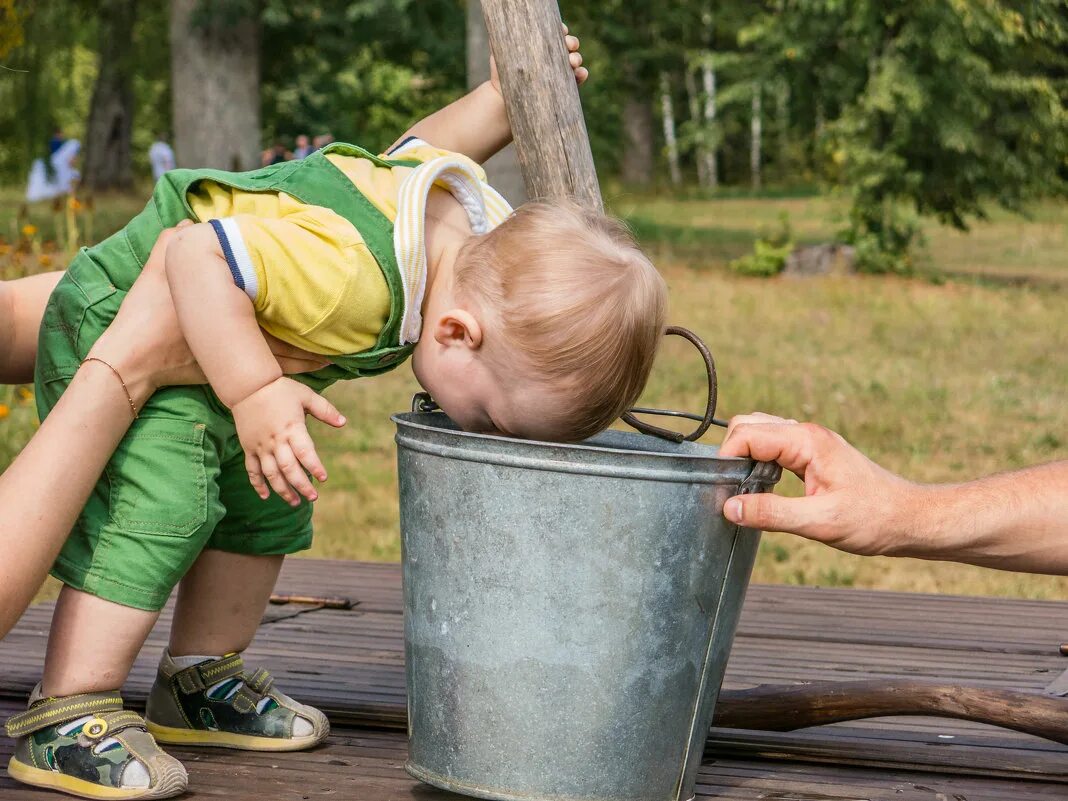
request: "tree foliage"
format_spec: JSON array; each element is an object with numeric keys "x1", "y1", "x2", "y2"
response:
[{"x1": 0, "y1": 0, "x2": 1064, "y2": 270}]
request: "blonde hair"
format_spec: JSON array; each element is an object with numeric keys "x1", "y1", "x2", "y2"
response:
[{"x1": 455, "y1": 201, "x2": 667, "y2": 442}]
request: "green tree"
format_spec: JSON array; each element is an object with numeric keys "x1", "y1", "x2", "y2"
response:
[{"x1": 747, "y1": 0, "x2": 1068, "y2": 271}]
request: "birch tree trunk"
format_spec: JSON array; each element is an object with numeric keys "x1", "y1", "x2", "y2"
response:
[
  {"x1": 777, "y1": 80, "x2": 790, "y2": 173},
  {"x1": 83, "y1": 0, "x2": 137, "y2": 191},
  {"x1": 701, "y1": 55, "x2": 718, "y2": 189},
  {"x1": 660, "y1": 72, "x2": 681, "y2": 187},
  {"x1": 170, "y1": 0, "x2": 260, "y2": 171},
  {"x1": 467, "y1": 0, "x2": 525, "y2": 206},
  {"x1": 750, "y1": 83, "x2": 762, "y2": 191},
  {"x1": 684, "y1": 68, "x2": 708, "y2": 188}
]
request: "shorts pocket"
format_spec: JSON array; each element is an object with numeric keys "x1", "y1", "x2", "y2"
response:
[{"x1": 107, "y1": 417, "x2": 209, "y2": 538}]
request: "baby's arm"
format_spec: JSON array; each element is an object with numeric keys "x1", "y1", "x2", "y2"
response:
[
  {"x1": 390, "y1": 26, "x2": 587, "y2": 163},
  {"x1": 165, "y1": 223, "x2": 345, "y2": 506}
]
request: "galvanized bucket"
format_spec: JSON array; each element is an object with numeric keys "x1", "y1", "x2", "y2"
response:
[{"x1": 393, "y1": 407, "x2": 780, "y2": 801}]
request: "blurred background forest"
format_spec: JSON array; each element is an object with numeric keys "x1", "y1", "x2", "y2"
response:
[{"x1": 1, "y1": 0, "x2": 1067, "y2": 600}]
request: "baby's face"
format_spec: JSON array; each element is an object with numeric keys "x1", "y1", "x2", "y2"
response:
[{"x1": 412, "y1": 338, "x2": 564, "y2": 441}]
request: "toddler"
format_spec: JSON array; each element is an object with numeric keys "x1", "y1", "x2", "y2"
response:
[{"x1": 5, "y1": 31, "x2": 666, "y2": 800}]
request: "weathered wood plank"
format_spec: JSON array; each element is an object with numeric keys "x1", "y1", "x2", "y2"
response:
[
  {"x1": 480, "y1": 0, "x2": 602, "y2": 208},
  {"x1": 1, "y1": 701, "x2": 1065, "y2": 801},
  {"x1": 4, "y1": 560, "x2": 1068, "y2": 788}
]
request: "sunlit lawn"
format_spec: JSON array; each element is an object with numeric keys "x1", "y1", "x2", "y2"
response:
[
  {"x1": 618, "y1": 192, "x2": 1068, "y2": 283},
  {"x1": 3, "y1": 186, "x2": 1066, "y2": 602}
]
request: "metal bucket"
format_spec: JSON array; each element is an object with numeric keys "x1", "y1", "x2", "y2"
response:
[{"x1": 394, "y1": 411, "x2": 780, "y2": 801}]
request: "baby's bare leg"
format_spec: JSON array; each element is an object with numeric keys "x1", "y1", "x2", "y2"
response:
[
  {"x1": 42, "y1": 586, "x2": 160, "y2": 696},
  {"x1": 168, "y1": 550, "x2": 284, "y2": 656}
]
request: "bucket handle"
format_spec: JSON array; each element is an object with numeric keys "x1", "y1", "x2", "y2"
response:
[
  {"x1": 620, "y1": 326, "x2": 727, "y2": 444},
  {"x1": 411, "y1": 326, "x2": 728, "y2": 444}
]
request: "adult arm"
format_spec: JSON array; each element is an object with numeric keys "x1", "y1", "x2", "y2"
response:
[
  {"x1": 0, "y1": 226, "x2": 330, "y2": 640},
  {"x1": 0, "y1": 272, "x2": 63, "y2": 384},
  {"x1": 388, "y1": 26, "x2": 587, "y2": 163},
  {"x1": 719, "y1": 413, "x2": 1068, "y2": 575}
]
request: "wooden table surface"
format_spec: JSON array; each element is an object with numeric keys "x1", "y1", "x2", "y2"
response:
[{"x1": 2, "y1": 559, "x2": 1066, "y2": 800}]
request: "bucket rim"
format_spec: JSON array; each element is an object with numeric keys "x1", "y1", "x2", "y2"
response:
[{"x1": 391, "y1": 410, "x2": 754, "y2": 466}]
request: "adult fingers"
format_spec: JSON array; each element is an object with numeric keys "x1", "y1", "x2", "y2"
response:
[
  {"x1": 289, "y1": 426, "x2": 328, "y2": 483},
  {"x1": 275, "y1": 355, "x2": 330, "y2": 375},
  {"x1": 245, "y1": 453, "x2": 270, "y2": 501},
  {"x1": 723, "y1": 491, "x2": 834, "y2": 540},
  {"x1": 719, "y1": 421, "x2": 820, "y2": 477},
  {"x1": 301, "y1": 387, "x2": 347, "y2": 428},
  {"x1": 259, "y1": 452, "x2": 299, "y2": 507},
  {"x1": 723, "y1": 412, "x2": 795, "y2": 442},
  {"x1": 274, "y1": 441, "x2": 317, "y2": 503},
  {"x1": 262, "y1": 331, "x2": 328, "y2": 364}
]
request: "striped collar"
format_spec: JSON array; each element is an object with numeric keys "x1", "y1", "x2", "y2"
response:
[{"x1": 392, "y1": 147, "x2": 513, "y2": 345}]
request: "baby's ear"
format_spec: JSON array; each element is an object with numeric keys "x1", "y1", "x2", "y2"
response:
[{"x1": 432, "y1": 309, "x2": 483, "y2": 350}]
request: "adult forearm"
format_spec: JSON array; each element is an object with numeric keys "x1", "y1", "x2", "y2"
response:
[
  {"x1": 0, "y1": 360, "x2": 150, "y2": 638},
  {"x1": 0, "y1": 272, "x2": 63, "y2": 384},
  {"x1": 898, "y1": 461, "x2": 1068, "y2": 573},
  {"x1": 396, "y1": 82, "x2": 512, "y2": 164}
]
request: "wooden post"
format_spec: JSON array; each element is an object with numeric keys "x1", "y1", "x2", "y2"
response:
[{"x1": 480, "y1": 0, "x2": 603, "y2": 210}]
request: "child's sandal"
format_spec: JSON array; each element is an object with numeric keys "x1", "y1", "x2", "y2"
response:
[
  {"x1": 145, "y1": 650, "x2": 329, "y2": 752},
  {"x1": 5, "y1": 685, "x2": 188, "y2": 800}
]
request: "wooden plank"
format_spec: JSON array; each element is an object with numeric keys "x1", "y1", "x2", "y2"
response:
[
  {"x1": 4, "y1": 560, "x2": 1068, "y2": 786},
  {"x1": 0, "y1": 701, "x2": 1064, "y2": 801},
  {"x1": 479, "y1": 0, "x2": 602, "y2": 208}
]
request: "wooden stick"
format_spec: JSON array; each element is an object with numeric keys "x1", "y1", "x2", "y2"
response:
[
  {"x1": 480, "y1": 0, "x2": 603, "y2": 210},
  {"x1": 714, "y1": 680, "x2": 1068, "y2": 745}
]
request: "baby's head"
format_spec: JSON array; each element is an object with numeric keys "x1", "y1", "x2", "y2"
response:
[{"x1": 412, "y1": 201, "x2": 667, "y2": 442}]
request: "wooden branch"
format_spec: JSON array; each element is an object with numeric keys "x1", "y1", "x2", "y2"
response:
[
  {"x1": 714, "y1": 680, "x2": 1068, "y2": 746},
  {"x1": 480, "y1": 0, "x2": 602, "y2": 210}
]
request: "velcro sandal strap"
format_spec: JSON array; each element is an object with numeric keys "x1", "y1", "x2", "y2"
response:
[
  {"x1": 232, "y1": 668, "x2": 275, "y2": 714},
  {"x1": 243, "y1": 668, "x2": 274, "y2": 697},
  {"x1": 5, "y1": 691, "x2": 124, "y2": 738},
  {"x1": 81, "y1": 711, "x2": 148, "y2": 742},
  {"x1": 174, "y1": 653, "x2": 245, "y2": 694}
]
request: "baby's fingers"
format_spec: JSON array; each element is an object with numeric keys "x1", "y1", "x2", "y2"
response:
[
  {"x1": 301, "y1": 387, "x2": 347, "y2": 429},
  {"x1": 289, "y1": 427, "x2": 328, "y2": 484},
  {"x1": 274, "y1": 441, "x2": 318, "y2": 503},
  {"x1": 259, "y1": 452, "x2": 300, "y2": 507},
  {"x1": 245, "y1": 453, "x2": 270, "y2": 501}
]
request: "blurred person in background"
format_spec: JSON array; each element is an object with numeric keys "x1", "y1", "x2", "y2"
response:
[
  {"x1": 25, "y1": 138, "x2": 81, "y2": 204},
  {"x1": 149, "y1": 131, "x2": 177, "y2": 180},
  {"x1": 261, "y1": 140, "x2": 291, "y2": 166},
  {"x1": 293, "y1": 134, "x2": 313, "y2": 159}
]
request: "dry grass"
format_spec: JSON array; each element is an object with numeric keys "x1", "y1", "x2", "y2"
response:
[{"x1": 4, "y1": 189, "x2": 1066, "y2": 603}]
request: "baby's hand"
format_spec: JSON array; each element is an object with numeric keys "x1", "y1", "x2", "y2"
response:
[
  {"x1": 231, "y1": 377, "x2": 347, "y2": 506},
  {"x1": 489, "y1": 23, "x2": 588, "y2": 93}
]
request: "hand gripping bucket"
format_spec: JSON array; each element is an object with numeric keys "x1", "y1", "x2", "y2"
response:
[{"x1": 393, "y1": 329, "x2": 781, "y2": 801}]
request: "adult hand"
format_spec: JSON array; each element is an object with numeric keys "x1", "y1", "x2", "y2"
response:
[
  {"x1": 719, "y1": 413, "x2": 916, "y2": 557},
  {"x1": 90, "y1": 221, "x2": 328, "y2": 401}
]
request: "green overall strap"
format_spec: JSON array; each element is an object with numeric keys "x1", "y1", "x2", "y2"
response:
[{"x1": 121, "y1": 143, "x2": 422, "y2": 381}]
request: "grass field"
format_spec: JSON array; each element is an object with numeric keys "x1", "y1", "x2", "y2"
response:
[{"x1": 2, "y1": 186, "x2": 1066, "y2": 601}]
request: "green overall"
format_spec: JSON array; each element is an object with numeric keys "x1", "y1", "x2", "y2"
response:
[{"x1": 35, "y1": 144, "x2": 417, "y2": 611}]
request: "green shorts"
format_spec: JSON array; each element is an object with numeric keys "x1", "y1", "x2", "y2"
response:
[{"x1": 35, "y1": 238, "x2": 313, "y2": 612}]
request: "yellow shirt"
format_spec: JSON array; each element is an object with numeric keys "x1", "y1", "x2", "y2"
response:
[{"x1": 187, "y1": 140, "x2": 512, "y2": 356}]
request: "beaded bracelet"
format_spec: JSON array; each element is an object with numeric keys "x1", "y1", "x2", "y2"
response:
[{"x1": 83, "y1": 356, "x2": 139, "y2": 420}]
